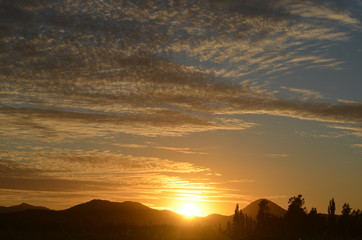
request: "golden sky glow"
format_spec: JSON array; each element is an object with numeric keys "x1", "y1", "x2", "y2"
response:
[{"x1": 1, "y1": 0, "x2": 362, "y2": 215}]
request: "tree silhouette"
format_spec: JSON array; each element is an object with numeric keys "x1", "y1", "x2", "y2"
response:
[
  {"x1": 328, "y1": 198, "x2": 336, "y2": 236},
  {"x1": 306, "y1": 207, "x2": 325, "y2": 238},
  {"x1": 231, "y1": 204, "x2": 241, "y2": 239},
  {"x1": 342, "y1": 203, "x2": 352, "y2": 216},
  {"x1": 226, "y1": 195, "x2": 362, "y2": 240},
  {"x1": 230, "y1": 204, "x2": 255, "y2": 240},
  {"x1": 350, "y1": 209, "x2": 362, "y2": 237},
  {"x1": 328, "y1": 198, "x2": 336, "y2": 214},
  {"x1": 286, "y1": 194, "x2": 306, "y2": 216},
  {"x1": 256, "y1": 199, "x2": 271, "y2": 231},
  {"x1": 340, "y1": 203, "x2": 352, "y2": 237},
  {"x1": 284, "y1": 194, "x2": 307, "y2": 239}
]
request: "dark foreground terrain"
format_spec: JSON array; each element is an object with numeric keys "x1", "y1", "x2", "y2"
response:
[
  {"x1": 1, "y1": 197, "x2": 362, "y2": 240},
  {"x1": 0, "y1": 200, "x2": 229, "y2": 240}
]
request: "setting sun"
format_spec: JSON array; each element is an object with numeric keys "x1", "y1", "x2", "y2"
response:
[{"x1": 178, "y1": 203, "x2": 201, "y2": 218}]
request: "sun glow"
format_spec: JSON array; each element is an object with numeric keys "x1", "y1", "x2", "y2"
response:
[{"x1": 178, "y1": 203, "x2": 202, "y2": 218}]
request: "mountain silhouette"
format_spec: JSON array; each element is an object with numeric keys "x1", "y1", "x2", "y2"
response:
[
  {"x1": 241, "y1": 198, "x2": 286, "y2": 219},
  {"x1": 65, "y1": 199, "x2": 150, "y2": 213},
  {"x1": 0, "y1": 198, "x2": 291, "y2": 240},
  {"x1": 60, "y1": 199, "x2": 184, "y2": 226},
  {"x1": 0, "y1": 203, "x2": 49, "y2": 213},
  {"x1": 0, "y1": 198, "x2": 286, "y2": 229},
  {"x1": 0, "y1": 200, "x2": 236, "y2": 240}
]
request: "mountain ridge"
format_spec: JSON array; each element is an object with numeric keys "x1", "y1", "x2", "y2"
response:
[
  {"x1": 0, "y1": 198, "x2": 290, "y2": 238},
  {"x1": 59, "y1": 199, "x2": 184, "y2": 226},
  {"x1": 0, "y1": 203, "x2": 49, "y2": 213},
  {"x1": 0, "y1": 198, "x2": 286, "y2": 222}
]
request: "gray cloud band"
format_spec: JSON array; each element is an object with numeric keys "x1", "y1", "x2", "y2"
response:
[{"x1": 1, "y1": 0, "x2": 361, "y2": 139}]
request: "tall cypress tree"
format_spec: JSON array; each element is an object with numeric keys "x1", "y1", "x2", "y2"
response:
[
  {"x1": 232, "y1": 204, "x2": 241, "y2": 239},
  {"x1": 328, "y1": 198, "x2": 336, "y2": 236}
]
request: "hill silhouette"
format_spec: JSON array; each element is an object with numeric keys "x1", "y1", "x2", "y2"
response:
[
  {"x1": 241, "y1": 199, "x2": 286, "y2": 219},
  {"x1": 0, "y1": 199, "x2": 232, "y2": 240},
  {"x1": 60, "y1": 199, "x2": 184, "y2": 226},
  {"x1": 65, "y1": 199, "x2": 149, "y2": 213},
  {"x1": 0, "y1": 203, "x2": 49, "y2": 213},
  {"x1": 0, "y1": 198, "x2": 287, "y2": 227}
]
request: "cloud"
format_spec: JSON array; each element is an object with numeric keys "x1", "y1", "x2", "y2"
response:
[
  {"x1": 293, "y1": 123, "x2": 362, "y2": 139},
  {"x1": 1, "y1": 0, "x2": 357, "y2": 88},
  {"x1": 352, "y1": 144, "x2": 362, "y2": 148},
  {"x1": 0, "y1": 105, "x2": 256, "y2": 139},
  {"x1": 1, "y1": 78, "x2": 361, "y2": 141},
  {"x1": 1, "y1": 150, "x2": 210, "y2": 176},
  {"x1": 114, "y1": 143, "x2": 208, "y2": 155},
  {"x1": 0, "y1": 177, "x2": 119, "y2": 192},
  {"x1": 155, "y1": 146, "x2": 208, "y2": 155},
  {"x1": 338, "y1": 99, "x2": 362, "y2": 105},
  {"x1": 0, "y1": 147, "x2": 261, "y2": 205},
  {"x1": 229, "y1": 179, "x2": 256, "y2": 183},
  {"x1": 290, "y1": 0, "x2": 359, "y2": 25},
  {"x1": 0, "y1": 149, "x2": 219, "y2": 198},
  {"x1": 1, "y1": 1, "x2": 360, "y2": 141},
  {"x1": 280, "y1": 86, "x2": 324, "y2": 101},
  {"x1": 114, "y1": 144, "x2": 148, "y2": 149},
  {"x1": 327, "y1": 124, "x2": 362, "y2": 137},
  {"x1": 265, "y1": 153, "x2": 289, "y2": 159},
  {"x1": 294, "y1": 129, "x2": 354, "y2": 139}
]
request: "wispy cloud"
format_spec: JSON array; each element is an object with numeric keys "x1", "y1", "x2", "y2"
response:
[
  {"x1": 114, "y1": 143, "x2": 208, "y2": 155},
  {"x1": 327, "y1": 125, "x2": 362, "y2": 137},
  {"x1": 229, "y1": 179, "x2": 256, "y2": 183},
  {"x1": 0, "y1": 149, "x2": 217, "y2": 198},
  {"x1": 1, "y1": 150, "x2": 210, "y2": 177},
  {"x1": 0, "y1": 148, "x2": 255, "y2": 206},
  {"x1": 352, "y1": 144, "x2": 362, "y2": 148},
  {"x1": 1, "y1": 0, "x2": 361, "y2": 141},
  {"x1": 0, "y1": 105, "x2": 256, "y2": 138},
  {"x1": 114, "y1": 144, "x2": 148, "y2": 149},
  {"x1": 265, "y1": 153, "x2": 289, "y2": 159},
  {"x1": 290, "y1": 0, "x2": 359, "y2": 25},
  {"x1": 280, "y1": 86, "x2": 324, "y2": 101},
  {"x1": 155, "y1": 146, "x2": 208, "y2": 155},
  {"x1": 2, "y1": 83, "x2": 361, "y2": 141}
]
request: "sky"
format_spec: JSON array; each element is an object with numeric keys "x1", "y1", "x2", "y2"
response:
[{"x1": 1, "y1": 0, "x2": 362, "y2": 216}]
